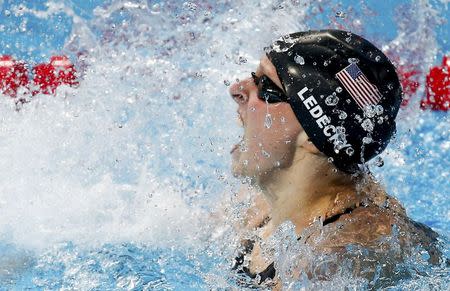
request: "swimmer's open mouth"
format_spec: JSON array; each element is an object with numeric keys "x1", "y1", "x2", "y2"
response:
[{"x1": 230, "y1": 143, "x2": 239, "y2": 154}]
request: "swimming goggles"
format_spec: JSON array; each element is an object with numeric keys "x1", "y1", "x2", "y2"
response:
[{"x1": 251, "y1": 72, "x2": 288, "y2": 103}]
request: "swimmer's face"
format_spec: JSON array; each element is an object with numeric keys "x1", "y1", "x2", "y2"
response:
[{"x1": 229, "y1": 55, "x2": 302, "y2": 180}]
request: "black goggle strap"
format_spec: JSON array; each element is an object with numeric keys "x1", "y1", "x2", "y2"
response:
[{"x1": 264, "y1": 52, "x2": 291, "y2": 102}]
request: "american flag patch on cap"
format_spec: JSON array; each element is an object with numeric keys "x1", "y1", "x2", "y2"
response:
[{"x1": 335, "y1": 63, "x2": 382, "y2": 109}]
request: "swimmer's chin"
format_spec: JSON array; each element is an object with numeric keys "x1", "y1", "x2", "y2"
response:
[
  {"x1": 231, "y1": 162, "x2": 258, "y2": 184},
  {"x1": 231, "y1": 161, "x2": 248, "y2": 178},
  {"x1": 231, "y1": 162, "x2": 244, "y2": 177}
]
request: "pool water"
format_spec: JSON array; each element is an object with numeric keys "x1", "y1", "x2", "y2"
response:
[{"x1": 0, "y1": 0, "x2": 448, "y2": 289}]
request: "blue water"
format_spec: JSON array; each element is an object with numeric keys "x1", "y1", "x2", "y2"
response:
[{"x1": 0, "y1": 0, "x2": 448, "y2": 289}]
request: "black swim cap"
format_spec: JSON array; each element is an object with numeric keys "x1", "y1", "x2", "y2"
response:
[{"x1": 266, "y1": 29, "x2": 402, "y2": 173}]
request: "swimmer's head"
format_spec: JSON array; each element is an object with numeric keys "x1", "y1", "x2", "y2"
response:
[
  {"x1": 230, "y1": 29, "x2": 402, "y2": 178},
  {"x1": 266, "y1": 30, "x2": 402, "y2": 172}
]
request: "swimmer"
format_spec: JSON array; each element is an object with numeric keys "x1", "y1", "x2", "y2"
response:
[{"x1": 228, "y1": 30, "x2": 441, "y2": 288}]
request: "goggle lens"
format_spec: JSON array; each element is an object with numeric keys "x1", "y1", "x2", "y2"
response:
[{"x1": 251, "y1": 72, "x2": 288, "y2": 103}]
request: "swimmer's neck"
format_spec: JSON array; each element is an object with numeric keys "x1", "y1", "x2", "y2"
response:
[{"x1": 258, "y1": 148, "x2": 363, "y2": 235}]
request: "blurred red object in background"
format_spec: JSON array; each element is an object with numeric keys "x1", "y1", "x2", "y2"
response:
[
  {"x1": 421, "y1": 56, "x2": 449, "y2": 111},
  {"x1": 0, "y1": 55, "x2": 29, "y2": 98},
  {"x1": 397, "y1": 65, "x2": 420, "y2": 107},
  {"x1": 33, "y1": 55, "x2": 78, "y2": 95}
]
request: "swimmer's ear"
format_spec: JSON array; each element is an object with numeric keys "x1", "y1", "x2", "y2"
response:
[{"x1": 296, "y1": 131, "x2": 321, "y2": 154}]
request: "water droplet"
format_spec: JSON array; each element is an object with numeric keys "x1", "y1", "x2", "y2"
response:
[
  {"x1": 239, "y1": 141, "x2": 248, "y2": 152},
  {"x1": 325, "y1": 95, "x2": 339, "y2": 106},
  {"x1": 334, "y1": 143, "x2": 344, "y2": 153},
  {"x1": 238, "y1": 56, "x2": 247, "y2": 64},
  {"x1": 363, "y1": 136, "x2": 373, "y2": 144},
  {"x1": 255, "y1": 274, "x2": 262, "y2": 283},
  {"x1": 375, "y1": 105, "x2": 384, "y2": 115},
  {"x1": 348, "y1": 58, "x2": 359, "y2": 64},
  {"x1": 275, "y1": 161, "x2": 281, "y2": 167},
  {"x1": 328, "y1": 157, "x2": 334, "y2": 163},
  {"x1": 20, "y1": 26, "x2": 26, "y2": 33},
  {"x1": 361, "y1": 119, "x2": 374, "y2": 132},
  {"x1": 339, "y1": 111, "x2": 347, "y2": 120},
  {"x1": 294, "y1": 55, "x2": 305, "y2": 65},
  {"x1": 4, "y1": 10, "x2": 11, "y2": 17},
  {"x1": 264, "y1": 114, "x2": 273, "y2": 129},
  {"x1": 262, "y1": 150, "x2": 271, "y2": 158},
  {"x1": 377, "y1": 117, "x2": 384, "y2": 124},
  {"x1": 363, "y1": 104, "x2": 376, "y2": 118},
  {"x1": 243, "y1": 160, "x2": 248, "y2": 166},
  {"x1": 280, "y1": 116, "x2": 286, "y2": 123},
  {"x1": 375, "y1": 55, "x2": 381, "y2": 62},
  {"x1": 150, "y1": 4, "x2": 161, "y2": 14},
  {"x1": 323, "y1": 61, "x2": 329, "y2": 67},
  {"x1": 346, "y1": 99, "x2": 351, "y2": 104},
  {"x1": 336, "y1": 126, "x2": 346, "y2": 134},
  {"x1": 250, "y1": 107, "x2": 256, "y2": 111},
  {"x1": 223, "y1": 80, "x2": 230, "y2": 86},
  {"x1": 336, "y1": 86, "x2": 343, "y2": 93},
  {"x1": 184, "y1": 1, "x2": 198, "y2": 11},
  {"x1": 375, "y1": 156, "x2": 384, "y2": 167},
  {"x1": 387, "y1": 83, "x2": 394, "y2": 90},
  {"x1": 335, "y1": 11, "x2": 346, "y2": 18},
  {"x1": 346, "y1": 147, "x2": 354, "y2": 156},
  {"x1": 332, "y1": 130, "x2": 348, "y2": 153}
]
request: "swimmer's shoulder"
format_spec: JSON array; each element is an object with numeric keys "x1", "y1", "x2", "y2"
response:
[
  {"x1": 307, "y1": 195, "x2": 441, "y2": 263},
  {"x1": 306, "y1": 203, "x2": 394, "y2": 249}
]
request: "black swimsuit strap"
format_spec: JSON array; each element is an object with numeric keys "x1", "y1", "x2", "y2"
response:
[
  {"x1": 233, "y1": 242, "x2": 276, "y2": 285},
  {"x1": 239, "y1": 261, "x2": 276, "y2": 284},
  {"x1": 233, "y1": 215, "x2": 276, "y2": 284},
  {"x1": 234, "y1": 203, "x2": 368, "y2": 286},
  {"x1": 322, "y1": 206, "x2": 356, "y2": 226}
]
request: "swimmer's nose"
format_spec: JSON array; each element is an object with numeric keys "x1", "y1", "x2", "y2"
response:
[{"x1": 229, "y1": 79, "x2": 251, "y2": 105}]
